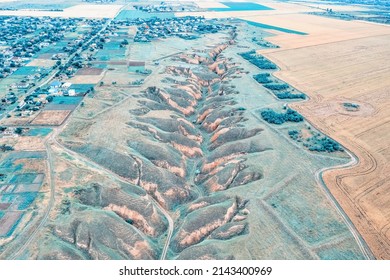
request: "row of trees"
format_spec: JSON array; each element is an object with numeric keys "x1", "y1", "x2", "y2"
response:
[
  {"x1": 263, "y1": 83, "x2": 289, "y2": 91},
  {"x1": 239, "y1": 50, "x2": 277, "y2": 70},
  {"x1": 275, "y1": 92, "x2": 306, "y2": 100}
]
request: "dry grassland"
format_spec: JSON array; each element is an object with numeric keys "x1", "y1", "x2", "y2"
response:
[
  {"x1": 31, "y1": 110, "x2": 71, "y2": 126},
  {"x1": 68, "y1": 74, "x2": 103, "y2": 84},
  {"x1": 0, "y1": 136, "x2": 45, "y2": 151},
  {"x1": 254, "y1": 9, "x2": 390, "y2": 259}
]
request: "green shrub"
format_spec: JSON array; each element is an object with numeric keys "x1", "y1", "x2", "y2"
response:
[{"x1": 261, "y1": 108, "x2": 303, "y2": 124}]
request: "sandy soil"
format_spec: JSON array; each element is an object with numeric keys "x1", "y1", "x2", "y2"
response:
[
  {"x1": 0, "y1": 4, "x2": 123, "y2": 18},
  {"x1": 27, "y1": 59, "x2": 56, "y2": 67},
  {"x1": 0, "y1": 136, "x2": 45, "y2": 151},
  {"x1": 31, "y1": 110, "x2": 71, "y2": 126},
  {"x1": 13, "y1": 158, "x2": 47, "y2": 173},
  {"x1": 76, "y1": 68, "x2": 104, "y2": 75},
  {"x1": 68, "y1": 74, "x2": 103, "y2": 84},
  {"x1": 257, "y1": 12, "x2": 390, "y2": 259}
]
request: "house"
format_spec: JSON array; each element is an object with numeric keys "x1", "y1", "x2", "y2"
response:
[
  {"x1": 16, "y1": 82, "x2": 30, "y2": 89},
  {"x1": 2, "y1": 128, "x2": 15, "y2": 137},
  {"x1": 62, "y1": 82, "x2": 72, "y2": 89},
  {"x1": 50, "y1": 80, "x2": 61, "y2": 88},
  {"x1": 48, "y1": 87, "x2": 59, "y2": 95}
]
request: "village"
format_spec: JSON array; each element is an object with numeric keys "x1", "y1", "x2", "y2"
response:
[
  {"x1": 125, "y1": 16, "x2": 230, "y2": 42},
  {"x1": 0, "y1": 13, "x2": 231, "y2": 138},
  {"x1": 0, "y1": 16, "x2": 115, "y2": 132}
]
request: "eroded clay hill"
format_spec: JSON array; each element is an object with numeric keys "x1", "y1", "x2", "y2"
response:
[
  {"x1": 24, "y1": 24, "x2": 367, "y2": 260},
  {"x1": 34, "y1": 36, "x2": 270, "y2": 259}
]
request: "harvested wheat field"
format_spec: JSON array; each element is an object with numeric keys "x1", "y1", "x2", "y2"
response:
[{"x1": 255, "y1": 12, "x2": 390, "y2": 259}]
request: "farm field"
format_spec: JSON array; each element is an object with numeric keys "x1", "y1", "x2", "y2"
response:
[
  {"x1": 0, "y1": 150, "x2": 47, "y2": 250},
  {"x1": 30, "y1": 110, "x2": 71, "y2": 126},
  {"x1": 0, "y1": 0, "x2": 388, "y2": 260},
  {"x1": 253, "y1": 6, "x2": 390, "y2": 259}
]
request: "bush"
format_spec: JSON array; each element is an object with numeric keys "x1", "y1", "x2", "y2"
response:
[
  {"x1": 264, "y1": 83, "x2": 289, "y2": 91},
  {"x1": 239, "y1": 50, "x2": 277, "y2": 69},
  {"x1": 261, "y1": 108, "x2": 304, "y2": 124},
  {"x1": 0, "y1": 144, "x2": 14, "y2": 152},
  {"x1": 261, "y1": 109, "x2": 285, "y2": 124},
  {"x1": 14, "y1": 127, "x2": 23, "y2": 135},
  {"x1": 284, "y1": 108, "x2": 304, "y2": 122},
  {"x1": 288, "y1": 129, "x2": 301, "y2": 140},
  {"x1": 253, "y1": 73, "x2": 272, "y2": 84},
  {"x1": 308, "y1": 136, "x2": 343, "y2": 152}
]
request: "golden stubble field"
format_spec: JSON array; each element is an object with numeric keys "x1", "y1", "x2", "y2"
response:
[{"x1": 249, "y1": 9, "x2": 390, "y2": 259}]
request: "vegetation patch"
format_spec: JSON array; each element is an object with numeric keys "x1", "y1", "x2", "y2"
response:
[
  {"x1": 274, "y1": 92, "x2": 306, "y2": 100},
  {"x1": 253, "y1": 73, "x2": 306, "y2": 99},
  {"x1": 26, "y1": 128, "x2": 52, "y2": 137},
  {"x1": 239, "y1": 50, "x2": 277, "y2": 69},
  {"x1": 263, "y1": 83, "x2": 289, "y2": 91},
  {"x1": 261, "y1": 108, "x2": 303, "y2": 124},
  {"x1": 1, "y1": 144, "x2": 14, "y2": 152},
  {"x1": 11, "y1": 66, "x2": 39, "y2": 76},
  {"x1": 253, "y1": 73, "x2": 272, "y2": 84},
  {"x1": 343, "y1": 102, "x2": 360, "y2": 111},
  {"x1": 288, "y1": 129, "x2": 343, "y2": 153}
]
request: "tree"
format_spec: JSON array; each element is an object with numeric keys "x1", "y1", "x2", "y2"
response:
[
  {"x1": 14, "y1": 127, "x2": 23, "y2": 135},
  {"x1": 0, "y1": 144, "x2": 14, "y2": 152}
]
